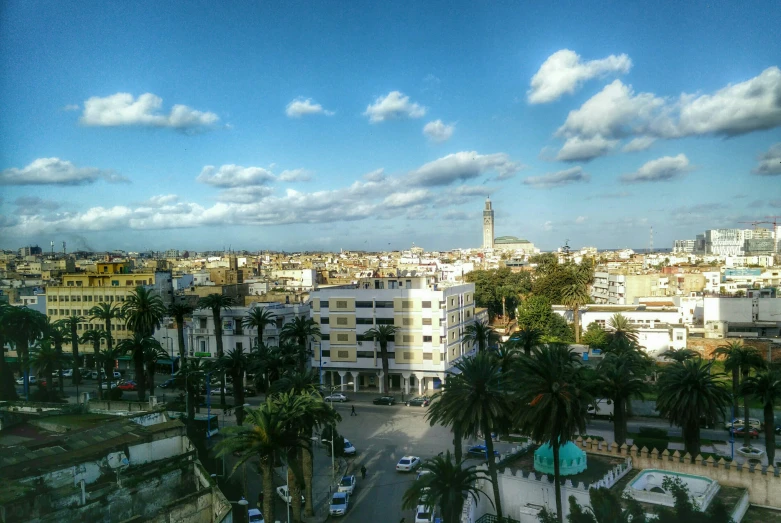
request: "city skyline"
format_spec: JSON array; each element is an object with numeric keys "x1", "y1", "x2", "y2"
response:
[{"x1": 1, "y1": 1, "x2": 780, "y2": 252}]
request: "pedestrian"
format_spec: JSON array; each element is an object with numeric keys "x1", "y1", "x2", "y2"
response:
[
  {"x1": 360, "y1": 465, "x2": 367, "y2": 479},
  {"x1": 350, "y1": 405, "x2": 356, "y2": 416}
]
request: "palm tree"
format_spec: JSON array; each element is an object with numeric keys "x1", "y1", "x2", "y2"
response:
[
  {"x1": 217, "y1": 398, "x2": 303, "y2": 523},
  {"x1": 123, "y1": 286, "x2": 166, "y2": 336},
  {"x1": 175, "y1": 358, "x2": 208, "y2": 424},
  {"x1": 117, "y1": 332, "x2": 161, "y2": 401},
  {"x1": 143, "y1": 340, "x2": 168, "y2": 391},
  {"x1": 280, "y1": 317, "x2": 321, "y2": 372},
  {"x1": 714, "y1": 341, "x2": 765, "y2": 446},
  {"x1": 560, "y1": 282, "x2": 590, "y2": 344},
  {"x1": 0, "y1": 303, "x2": 18, "y2": 400},
  {"x1": 89, "y1": 302, "x2": 123, "y2": 352},
  {"x1": 219, "y1": 348, "x2": 249, "y2": 425},
  {"x1": 742, "y1": 371, "x2": 781, "y2": 464},
  {"x1": 427, "y1": 387, "x2": 466, "y2": 464},
  {"x1": 401, "y1": 451, "x2": 492, "y2": 523},
  {"x1": 168, "y1": 301, "x2": 194, "y2": 362},
  {"x1": 660, "y1": 348, "x2": 698, "y2": 363},
  {"x1": 47, "y1": 319, "x2": 69, "y2": 395},
  {"x1": 61, "y1": 315, "x2": 85, "y2": 387},
  {"x1": 30, "y1": 340, "x2": 62, "y2": 401},
  {"x1": 198, "y1": 294, "x2": 234, "y2": 406},
  {"x1": 81, "y1": 329, "x2": 108, "y2": 398},
  {"x1": 6, "y1": 306, "x2": 47, "y2": 399},
  {"x1": 244, "y1": 306, "x2": 276, "y2": 352},
  {"x1": 514, "y1": 345, "x2": 590, "y2": 523},
  {"x1": 440, "y1": 352, "x2": 509, "y2": 520},
  {"x1": 596, "y1": 353, "x2": 649, "y2": 445},
  {"x1": 509, "y1": 326, "x2": 543, "y2": 357},
  {"x1": 606, "y1": 313, "x2": 638, "y2": 345},
  {"x1": 656, "y1": 358, "x2": 730, "y2": 456},
  {"x1": 95, "y1": 346, "x2": 124, "y2": 396},
  {"x1": 363, "y1": 324, "x2": 396, "y2": 392},
  {"x1": 462, "y1": 320, "x2": 499, "y2": 353}
]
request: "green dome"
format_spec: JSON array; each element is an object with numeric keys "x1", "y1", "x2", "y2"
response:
[{"x1": 534, "y1": 441, "x2": 587, "y2": 476}]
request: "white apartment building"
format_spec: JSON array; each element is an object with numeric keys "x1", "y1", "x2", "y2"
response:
[
  {"x1": 309, "y1": 276, "x2": 478, "y2": 396},
  {"x1": 169, "y1": 301, "x2": 310, "y2": 359},
  {"x1": 702, "y1": 297, "x2": 781, "y2": 338},
  {"x1": 269, "y1": 269, "x2": 317, "y2": 291}
]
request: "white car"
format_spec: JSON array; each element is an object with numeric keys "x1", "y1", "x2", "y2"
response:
[
  {"x1": 324, "y1": 393, "x2": 349, "y2": 402},
  {"x1": 16, "y1": 376, "x2": 36, "y2": 385},
  {"x1": 247, "y1": 508, "x2": 264, "y2": 523},
  {"x1": 415, "y1": 504, "x2": 435, "y2": 523},
  {"x1": 343, "y1": 439, "x2": 356, "y2": 456},
  {"x1": 396, "y1": 455, "x2": 422, "y2": 472},
  {"x1": 61, "y1": 369, "x2": 73, "y2": 378},
  {"x1": 275, "y1": 485, "x2": 304, "y2": 505},
  {"x1": 338, "y1": 474, "x2": 356, "y2": 495},
  {"x1": 329, "y1": 492, "x2": 349, "y2": 516}
]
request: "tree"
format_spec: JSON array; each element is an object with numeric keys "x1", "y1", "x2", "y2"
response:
[
  {"x1": 742, "y1": 370, "x2": 781, "y2": 464},
  {"x1": 401, "y1": 452, "x2": 492, "y2": 523},
  {"x1": 89, "y1": 302, "x2": 123, "y2": 351},
  {"x1": 656, "y1": 358, "x2": 730, "y2": 456},
  {"x1": 441, "y1": 352, "x2": 509, "y2": 520},
  {"x1": 198, "y1": 294, "x2": 234, "y2": 407},
  {"x1": 175, "y1": 358, "x2": 208, "y2": 425},
  {"x1": 6, "y1": 307, "x2": 47, "y2": 399},
  {"x1": 516, "y1": 296, "x2": 555, "y2": 333},
  {"x1": 427, "y1": 380, "x2": 467, "y2": 463},
  {"x1": 143, "y1": 340, "x2": 168, "y2": 391},
  {"x1": 462, "y1": 320, "x2": 499, "y2": 353},
  {"x1": 280, "y1": 317, "x2": 321, "y2": 372},
  {"x1": 30, "y1": 340, "x2": 62, "y2": 401},
  {"x1": 538, "y1": 487, "x2": 646, "y2": 523},
  {"x1": 168, "y1": 301, "x2": 194, "y2": 363},
  {"x1": 80, "y1": 329, "x2": 107, "y2": 398},
  {"x1": 660, "y1": 348, "x2": 699, "y2": 363},
  {"x1": 465, "y1": 268, "x2": 532, "y2": 320},
  {"x1": 606, "y1": 314, "x2": 638, "y2": 345},
  {"x1": 117, "y1": 332, "x2": 161, "y2": 401},
  {"x1": 123, "y1": 286, "x2": 166, "y2": 337},
  {"x1": 532, "y1": 258, "x2": 594, "y2": 305},
  {"x1": 244, "y1": 306, "x2": 276, "y2": 352},
  {"x1": 61, "y1": 315, "x2": 85, "y2": 387},
  {"x1": 514, "y1": 345, "x2": 590, "y2": 523},
  {"x1": 714, "y1": 341, "x2": 765, "y2": 446},
  {"x1": 580, "y1": 323, "x2": 608, "y2": 351},
  {"x1": 363, "y1": 325, "x2": 396, "y2": 393},
  {"x1": 596, "y1": 353, "x2": 649, "y2": 445},
  {"x1": 219, "y1": 348, "x2": 249, "y2": 425},
  {"x1": 560, "y1": 281, "x2": 590, "y2": 344},
  {"x1": 0, "y1": 303, "x2": 18, "y2": 400},
  {"x1": 95, "y1": 346, "x2": 124, "y2": 395},
  {"x1": 508, "y1": 326, "x2": 543, "y2": 357}
]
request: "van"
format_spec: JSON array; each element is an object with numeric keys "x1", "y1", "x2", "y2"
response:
[{"x1": 724, "y1": 417, "x2": 761, "y2": 430}]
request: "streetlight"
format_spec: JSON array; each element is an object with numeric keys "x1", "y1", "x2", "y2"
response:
[
  {"x1": 227, "y1": 497, "x2": 249, "y2": 522},
  {"x1": 323, "y1": 382, "x2": 353, "y2": 482}
]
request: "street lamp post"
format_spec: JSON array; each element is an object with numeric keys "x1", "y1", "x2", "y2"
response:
[
  {"x1": 228, "y1": 497, "x2": 249, "y2": 522},
  {"x1": 324, "y1": 382, "x2": 353, "y2": 483}
]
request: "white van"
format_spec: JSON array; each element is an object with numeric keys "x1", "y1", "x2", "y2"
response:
[{"x1": 724, "y1": 417, "x2": 761, "y2": 430}]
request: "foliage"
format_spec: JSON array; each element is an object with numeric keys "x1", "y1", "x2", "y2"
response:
[
  {"x1": 465, "y1": 268, "x2": 532, "y2": 319},
  {"x1": 462, "y1": 320, "x2": 499, "y2": 352},
  {"x1": 122, "y1": 286, "x2": 165, "y2": 337},
  {"x1": 581, "y1": 323, "x2": 608, "y2": 350},
  {"x1": 741, "y1": 370, "x2": 781, "y2": 465},
  {"x1": 516, "y1": 296, "x2": 555, "y2": 333},
  {"x1": 596, "y1": 352, "x2": 649, "y2": 445},
  {"x1": 531, "y1": 258, "x2": 594, "y2": 305},
  {"x1": 363, "y1": 324, "x2": 396, "y2": 392}
]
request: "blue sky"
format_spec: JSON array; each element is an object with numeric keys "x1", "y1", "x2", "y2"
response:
[{"x1": 1, "y1": 1, "x2": 780, "y2": 253}]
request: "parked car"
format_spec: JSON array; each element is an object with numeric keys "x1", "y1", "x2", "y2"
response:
[
  {"x1": 467, "y1": 445, "x2": 500, "y2": 459},
  {"x1": 329, "y1": 492, "x2": 349, "y2": 516},
  {"x1": 275, "y1": 485, "x2": 304, "y2": 505},
  {"x1": 405, "y1": 396, "x2": 430, "y2": 407},
  {"x1": 373, "y1": 395, "x2": 396, "y2": 405},
  {"x1": 415, "y1": 504, "x2": 435, "y2": 523},
  {"x1": 343, "y1": 439, "x2": 356, "y2": 456},
  {"x1": 324, "y1": 393, "x2": 349, "y2": 402},
  {"x1": 247, "y1": 508, "x2": 264, "y2": 523},
  {"x1": 338, "y1": 474, "x2": 356, "y2": 495},
  {"x1": 724, "y1": 417, "x2": 762, "y2": 430},
  {"x1": 730, "y1": 426, "x2": 759, "y2": 438},
  {"x1": 158, "y1": 378, "x2": 176, "y2": 389},
  {"x1": 396, "y1": 455, "x2": 422, "y2": 472},
  {"x1": 61, "y1": 369, "x2": 73, "y2": 378},
  {"x1": 117, "y1": 380, "x2": 138, "y2": 391},
  {"x1": 16, "y1": 376, "x2": 37, "y2": 385},
  {"x1": 100, "y1": 381, "x2": 118, "y2": 390}
]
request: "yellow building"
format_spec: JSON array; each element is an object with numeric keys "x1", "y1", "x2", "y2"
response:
[{"x1": 45, "y1": 262, "x2": 170, "y2": 351}]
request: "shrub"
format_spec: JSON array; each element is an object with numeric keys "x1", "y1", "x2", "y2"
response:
[{"x1": 638, "y1": 426, "x2": 668, "y2": 439}]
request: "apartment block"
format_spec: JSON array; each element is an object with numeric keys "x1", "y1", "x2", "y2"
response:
[
  {"x1": 310, "y1": 276, "x2": 478, "y2": 396},
  {"x1": 591, "y1": 270, "x2": 706, "y2": 305}
]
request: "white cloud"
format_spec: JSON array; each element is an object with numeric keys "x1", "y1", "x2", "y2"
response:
[
  {"x1": 423, "y1": 120, "x2": 455, "y2": 142},
  {"x1": 621, "y1": 154, "x2": 691, "y2": 183},
  {"x1": 80, "y1": 92, "x2": 219, "y2": 130},
  {"x1": 408, "y1": 151, "x2": 521, "y2": 186},
  {"x1": 197, "y1": 165, "x2": 275, "y2": 188},
  {"x1": 285, "y1": 98, "x2": 334, "y2": 118},
  {"x1": 753, "y1": 142, "x2": 781, "y2": 176},
  {"x1": 14, "y1": 196, "x2": 61, "y2": 212},
  {"x1": 622, "y1": 136, "x2": 656, "y2": 152},
  {"x1": 383, "y1": 189, "x2": 430, "y2": 209},
  {"x1": 0, "y1": 158, "x2": 128, "y2": 186},
  {"x1": 364, "y1": 91, "x2": 426, "y2": 123},
  {"x1": 575, "y1": 215, "x2": 587, "y2": 224},
  {"x1": 523, "y1": 166, "x2": 590, "y2": 188},
  {"x1": 556, "y1": 135, "x2": 619, "y2": 162},
  {"x1": 543, "y1": 220, "x2": 554, "y2": 231},
  {"x1": 279, "y1": 169, "x2": 313, "y2": 182},
  {"x1": 142, "y1": 194, "x2": 179, "y2": 207},
  {"x1": 528, "y1": 49, "x2": 632, "y2": 104},
  {"x1": 62, "y1": 104, "x2": 80, "y2": 111},
  {"x1": 217, "y1": 186, "x2": 274, "y2": 203},
  {"x1": 363, "y1": 168, "x2": 386, "y2": 182}
]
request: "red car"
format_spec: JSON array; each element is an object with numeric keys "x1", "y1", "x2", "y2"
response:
[
  {"x1": 117, "y1": 380, "x2": 138, "y2": 391},
  {"x1": 730, "y1": 426, "x2": 759, "y2": 438}
]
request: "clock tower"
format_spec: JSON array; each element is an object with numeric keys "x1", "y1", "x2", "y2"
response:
[{"x1": 482, "y1": 197, "x2": 494, "y2": 249}]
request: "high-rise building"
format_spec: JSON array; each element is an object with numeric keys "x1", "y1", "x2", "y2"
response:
[
  {"x1": 482, "y1": 197, "x2": 494, "y2": 249},
  {"x1": 673, "y1": 239, "x2": 696, "y2": 253}
]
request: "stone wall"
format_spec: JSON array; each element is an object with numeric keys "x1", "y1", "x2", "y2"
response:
[{"x1": 580, "y1": 437, "x2": 781, "y2": 508}]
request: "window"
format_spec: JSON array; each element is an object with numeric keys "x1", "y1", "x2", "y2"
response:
[
  {"x1": 440, "y1": 336, "x2": 446, "y2": 344},
  {"x1": 321, "y1": 317, "x2": 330, "y2": 324},
  {"x1": 336, "y1": 333, "x2": 349, "y2": 342},
  {"x1": 336, "y1": 300, "x2": 348, "y2": 308},
  {"x1": 321, "y1": 334, "x2": 330, "y2": 340},
  {"x1": 50, "y1": 296, "x2": 57, "y2": 302},
  {"x1": 403, "y1": 351, "x2": 413, "y2": 360},
  {"x1": 111, "y1": 280, "x2": 119, "y2": 286},
  {"x1": 320, "y1": 300, "x2": 328, "y2": 308},
  {"x1": 337, "y1": 350, "x2": 349, "y2": 358},
  {"x1": 199, "y1": 318, "x2": 207, "y2": 329},
  {"x1": 356, "y1": 301, "x2": 373, "y2": 308},
  {"x1": 356, "y1": 317, "x2": 374, "y2": 324},
  {"x1": 357, "y1": 351, "x2": 374, "y2": 358},
  {"x1": 422, "y1": 301, "x2": 431, "y2": 308},
  {"x1": 321, "y1": 349, "x2": 331, "y2": 357},
  {"x1": 67, "y1": 281, "x2": 74, "y2": 287},
  {"x1": 402, "y1": 300, "x2": 413, "y2": 309},
  {"x1": 676, "y1": 334, "x2": 684, "y2": 340},
  {"x1": 48, "y1": 309, "x2": 56, "y2": 315},
  {"x1": 376, "y1": 318, "x2": 394, "y2": 325},
  {"x1": 76, "y1": 281, "x2": 82, "y2": 286},
  {"x1": 86, "y1": 296, "x2": 92, "y2": 301},
  {"x1": 423, "y1": 353, "x2": 433, "y2": 360},
  {"x1": 375, "y1": 301, "x2": 393, "y2": 308},
  {"x1": 402, "y1": 335, "x2": 413, "y2": 343},
  {"x1": 126, "y1": 280, "x2": 133, "y2": 286},
  {"x1": 402, "y1": 318, "x2": 412, "y2": 326},
  {"x1": 423, "y1": 336, "x2": 432, "y2": 342},
  {"x1": 405, "y1": 280, "x2": 411, "y2": 289},
  {"x1": 336, "y1": 317, "x2": 348, "y2": 326},
  {"x1": 62, "y1": 296, "x2": 69, "y2": 302},
  {"x1": 422, "y1": 318, "x2": 432, "y2": 326},
  {"x1": 234, "y1": 320, "x2": 243, "y2": 335},
  {"x1": 59, "y1": 309, "x2": 66, "y2": 315},
  {"x1": 236, "y1": 342, "x2": 243, "y2": 352},
  {"x1": 465, "y1": 311, "x2": 471, "y2": 319}
]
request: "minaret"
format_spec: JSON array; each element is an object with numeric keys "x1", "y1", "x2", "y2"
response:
[{"x1": 482, "y1": 197, "x2": 495, "y2": 249}]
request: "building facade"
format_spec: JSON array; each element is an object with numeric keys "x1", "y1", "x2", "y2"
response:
[
  {"x1": 483, "y1": 197, "x2": 495, "y2": 250},
  {"x1": 310, "y1": 276, "x2": 478, "y2": 396}
]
